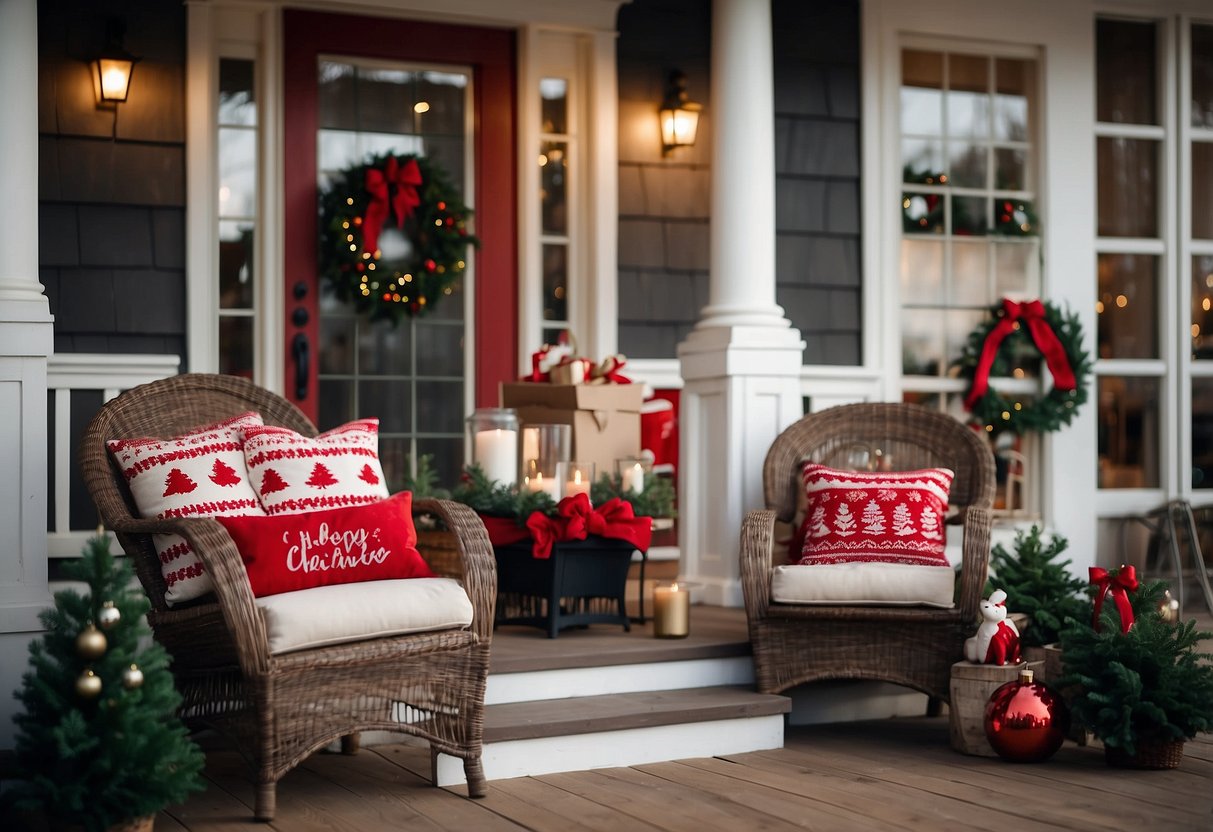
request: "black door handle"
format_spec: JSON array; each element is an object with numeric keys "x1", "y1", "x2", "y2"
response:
[{"x1": 292, "y1": 333, "x2": 309, "y2": 400}]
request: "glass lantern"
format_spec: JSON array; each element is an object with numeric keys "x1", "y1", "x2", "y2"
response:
[
  {"x1": 520, "y1": 423, "x2": 570, "y2": 492},
  {"x1": 466, "y1": 408, "x2": 519, "y2": 486}
]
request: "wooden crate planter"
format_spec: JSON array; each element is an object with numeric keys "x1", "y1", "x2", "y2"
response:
[{"x1": 493, "y1": 536, "x2": 636, "y2": 638}]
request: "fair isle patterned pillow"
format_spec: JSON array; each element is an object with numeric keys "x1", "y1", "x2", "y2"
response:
[
  {"x1": 796, "y1": 463, "x2": 954, "y2": 566},
  {"x1": 106, "y1": 412, "x2": 266, "y2": 606},
  {"x1": 242, "y1": 419, "x2": 390, "y2": 516}
]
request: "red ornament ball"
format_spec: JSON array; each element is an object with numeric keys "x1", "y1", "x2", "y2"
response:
[{"x1": 984, "y1": 668, "x2": 1068, "y2": 763}]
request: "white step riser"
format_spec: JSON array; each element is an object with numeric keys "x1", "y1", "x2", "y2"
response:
[
  {"x1": 485, "y1": 656, "x2": 754, "y2": 705},
  {"x1": 435, "y1": 715, "x2": 786, "y2": 786}
]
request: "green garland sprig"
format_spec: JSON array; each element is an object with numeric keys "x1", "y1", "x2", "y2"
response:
[
  {"x1": 318, "y1": 152, "x2": 477, "y2": 323},
  {"x1": 957, "y1": 300, "x2": 1091, "y2": 435}
]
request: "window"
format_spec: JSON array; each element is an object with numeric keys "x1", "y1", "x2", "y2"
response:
[
  {"x1": 217, "y1": 57, "x2": 257, "y2": 378},
  {"x1": 1095, "y1": 16, "x2": 1213, "y2": 505},
  {"x1": 540, "y1": 77, "x2": 572, "y2": 345},
  {"x1": 898, "y1": 46, "x2": 1042, "y2": 513}
]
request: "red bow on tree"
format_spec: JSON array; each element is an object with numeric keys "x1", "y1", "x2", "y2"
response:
[
  {"x1": 964, "y1": 299, "x2": 1077, "y2": 411},
  {"x1": 523, "y1": 493, "x2": 653, "y2": 559},
  {"x1": 1089, "y1": 565, "x2": 1138, "y2": 633},
  {"x1": 363, "y1": 156, "x2": 422, "y2": 257}
]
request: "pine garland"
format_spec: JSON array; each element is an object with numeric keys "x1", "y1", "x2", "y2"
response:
[
  {"x1": 590, "y1": 471, "x2": 676, "y2": 520},
  {"x1": 985, "y1": 525, "x2": 1087, "y2": 647},
  {"x1": 1058, "y1": 578, "x2": 1213, "y2": 756},
  {"x1": 5, "y1": 536, "x2": 204, "y2": 830}
]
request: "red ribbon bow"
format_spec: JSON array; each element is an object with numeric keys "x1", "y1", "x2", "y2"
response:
[
  {"x1": 591, "y1": 355, "x2": 632, "y2": 385},
  {"x1": 522, "y1": 493, "x2": 653, "y2": 559},
  {"x1": 1089, "y1": 565, "x2": 1138, "y2": 633},
  {"x1": 964, "y1": 299, "x2": 1077, "y2": 411},
  {"x1": 363, "y1": 156, "x2": 422, "y2": 257},
  {"x1": 523, "y1": 345, "x2": 552, "y2": 382}
]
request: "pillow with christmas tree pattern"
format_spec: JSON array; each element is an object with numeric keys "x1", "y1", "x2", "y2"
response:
[
  {"x1": 243, "y1": 419, "x2": 389, "y2": 516},
  {"x1": 796, "y1": 463, "x2": 954, "y2": 567},
  {"x1": 106, "y1": 411, "x2": 266, "y2": 606}
]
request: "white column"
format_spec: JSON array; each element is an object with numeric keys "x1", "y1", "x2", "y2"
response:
[
  {"x1": 677, "y1": 0, "x2": 804, "y2": 607},
  {"x1": 0, "y1": 0, "x2": 55, "y2": 748}
]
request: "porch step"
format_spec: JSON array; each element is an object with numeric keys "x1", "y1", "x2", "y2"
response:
[{"x1": 435, "y1": 685, "x2": 790, "y2": 785}]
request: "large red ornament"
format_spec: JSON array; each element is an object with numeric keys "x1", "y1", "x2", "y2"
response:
[{"x1": 984, "y1": 668, "x2": 1068, "y2": 763}]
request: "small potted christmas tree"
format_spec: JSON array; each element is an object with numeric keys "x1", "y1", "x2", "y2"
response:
[
  {"x1": 986, "y1": 525, "x2": 1087, "y2": 651},
  {"x1": 1058, "y1": 573, "x2": 1213, "y2": 769},
  {"x1": 5, "y1": 535, "x2": 204, "y2": 831}
]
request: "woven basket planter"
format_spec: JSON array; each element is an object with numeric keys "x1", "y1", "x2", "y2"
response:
[{"x1": 1105, "y1": 737, "x2": 1185, "y2": 770}]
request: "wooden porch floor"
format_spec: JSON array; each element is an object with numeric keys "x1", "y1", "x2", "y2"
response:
[{"x1": 161, "y1": 719, "x2": 1213, "y2": 831}]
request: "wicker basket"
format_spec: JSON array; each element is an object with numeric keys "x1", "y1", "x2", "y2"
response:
[{"x1": 1105, "y1": 738, "x2": 1185, "y2": 770}]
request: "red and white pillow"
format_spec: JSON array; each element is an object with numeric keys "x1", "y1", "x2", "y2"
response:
[
  {"x1": 773, "y1": 463, "x2": 957, "y2": 607},
  {"x1": 107, "y1": 412, "x2": 265, "y2": 606},
  {"x1": 796, "y1": 463, "x2": 954, "y2": 567},
  {"x1": 242, "y1": 419, "x2": 390, "y2": 516},
  {"x1": 217, "y1": 491, "x2": 433, "y2": 598}
]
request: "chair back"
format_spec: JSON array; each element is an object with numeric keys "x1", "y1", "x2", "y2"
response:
[
  {"x1": 79, "y1": 373, "x2": 315, "y2": 609},
  {"x1": 763, "y1": 402, "x2": 996, "y2": 526}
]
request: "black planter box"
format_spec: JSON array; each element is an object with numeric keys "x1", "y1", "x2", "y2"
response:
[{"x1": 493, "y1": 536, "x2": 637, "y2": 637}]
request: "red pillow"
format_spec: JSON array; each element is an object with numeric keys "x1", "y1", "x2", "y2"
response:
[
  {"x1": 797, "y1": 463, "x2": 954, "y2": 567},
  {"x1": 217, "y1": 492, "x2": 434, "y2": 597}
]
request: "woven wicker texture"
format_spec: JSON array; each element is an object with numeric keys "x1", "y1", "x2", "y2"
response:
[
  {"x1": 1105, "y1": 738, "x2": 1185, "y2": 769},
  {"x1": 79, "y1": 373, "x2": 495, "y2": 820},
  {"x1": 740, "y1": 402, "x2": 996, "y2": 702}
]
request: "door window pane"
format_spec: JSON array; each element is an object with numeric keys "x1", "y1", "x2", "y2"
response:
[
  {"x1": 1194, "y1": 378, "x2": 1213, "y2": 488},
  {"x1": 542, "y1": 244, "x2": 569, "y2": 323},
  {"x1": 541, "y1": 77, "x2": 568, "y2": 134},
  {"x1": 994, "y1": 58, "x2": 1032, "y2": 141},
  {"x1": 1097, "y1": 253, "x2": 1158, "y2": 359},
  {"x1": 217, "y1": 58, "x2": 257, "y2": 382},
  {"x1": 1097, "y1": 137, "x2": 1158, "y2": 238},
  {"x1": 899, "y1": 238, "x2": 944, "y2": 304},
  {"x1": 218, "y1": 221, "x2": 254, "y2": 309},
  {"x1": 1192, "y1": 142, "x2": 1213, "y2": 240},
  {"x1": 540, "y1": 141, "x2": 568, "y2": 234},
  {"x1": 219, "y1": 60, "x2": 256, "y2": 126},
  {"x1": 901, "y1": 51, "x2": 943, "y2": 135},
  {"x1": 218, "y1": 317, "x2": 253, "y2": 378},
  {"x1": 1096, "y1": 19, "x2": 1157, "y2": 125},
  {"x1": 1194, "y1": 255, "x2": 1213, "y2": 360},
  {"x1": 1194, "y1": 25, "x2": 1213, "y2": 128},
  {"x1": 1098, "y1": 376, "x2": 1161, "y2": 488}
]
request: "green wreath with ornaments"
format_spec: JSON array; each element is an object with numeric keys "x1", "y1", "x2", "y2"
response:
[
  {"x1": 318, "y1": 152, "x2": 477, "y2": 322},
  {"x1": 957, "y1": 298, "x2": 1092, "y2": 436}
]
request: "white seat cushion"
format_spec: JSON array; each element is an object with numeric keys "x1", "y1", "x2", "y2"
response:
[
  {"x1": 256, "y1": 578, "x2": 473, "y2": 655},
  {"x1": 770, "y1": 563, "x2": 955, "y2": 608}
]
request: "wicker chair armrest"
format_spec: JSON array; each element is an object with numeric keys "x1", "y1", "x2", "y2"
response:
[
  {"x1": 740, "y1": 509, "x2": 776, "y2": 622},
  {"x1": 956, "y1": 505, "x2": 993, "y2": 621},
  {"x1": 140, "y1": 517, "x2": 271, "y2": 676},
  {"x1": 414, "y1": 498, "x2": 496, "y2": 643}
]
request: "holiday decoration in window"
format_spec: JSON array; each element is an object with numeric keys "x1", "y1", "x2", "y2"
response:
[
  {"x1": 318, "y1": 153, "x2": 478, "y2": 322},
  {"x1": 957, "y1": 298, "x2": 1091, "y2": 435}
]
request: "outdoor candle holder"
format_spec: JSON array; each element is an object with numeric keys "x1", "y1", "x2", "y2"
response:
[
  {"x1": 559, "y1": 461, "x2": 594, "y2": 500},
  {"x1": 467, "y1": 407, "x2": 519, "y2": 487},
  {"x1": 652, "y1": 581, "x2": 691, "y2": 638},
  {"x1": 617, "y1": 456, "x2": 651, "y2": 495},
  {"x1": 521, "y1": 423, "x2": 570, "y2": 479},
  {"x1": 522, "y1": 458, "x2": 560, "y2": 498}
]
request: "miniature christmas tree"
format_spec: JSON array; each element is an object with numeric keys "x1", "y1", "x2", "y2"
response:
[
  {"x1": 6, "y1": 535, "x2": 204, "y2": 830},
  {"x1": 987, "y1": 524, "x2": 1087, "y2": 647}
]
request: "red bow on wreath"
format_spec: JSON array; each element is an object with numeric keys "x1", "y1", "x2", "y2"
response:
[
  {"x1": 363, "y1": 156, "x2": 422, "y2": 257},
  {"x1": 1089, "y1": 565, "x2": 1138, "y2": 633},
  {"x1": 964, "y1": 299, "x2": 1077, "y2": 411}
]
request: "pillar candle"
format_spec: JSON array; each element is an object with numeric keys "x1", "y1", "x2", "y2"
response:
[
  {"x1": 621, "y1": 462, "x2": 646, "y2": 495},
  {"x1": 565, "y1": 468, "x2": 591, "y2": 499},
  {"x1": 474, "y1": 428, "x2": 517, "y2": 486},
  {"x1": 525, "y1": 472, "x2": 559, "y2": 498},
  {"x1": 652, "y1": 582, "x2": 690, "y2": 638}
]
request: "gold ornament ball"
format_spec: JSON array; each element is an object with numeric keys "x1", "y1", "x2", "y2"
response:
[
  {"x1": 1159, "y1": 591, "x2": 1179, "y2": 624},
  {"x1": 98, "y1": 601, "x2": 121, "y2": 630},
  {"x1": 75, "y1": 669, "x2": 102, "y2": 699},
  {"x1": 75, "y1": 623, "x2": 107, "y2": 660},
  {"x1": 122, "y1": 664, "x2": 144, "y2": 690}
]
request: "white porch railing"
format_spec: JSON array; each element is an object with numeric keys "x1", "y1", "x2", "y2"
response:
[{"x1": 47, "y1": 354, "x2": 180, "y2": 559}]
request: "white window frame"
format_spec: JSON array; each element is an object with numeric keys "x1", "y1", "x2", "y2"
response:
[{"x1": 863, "y1": 0, "x2": 1099, "y2": 572}]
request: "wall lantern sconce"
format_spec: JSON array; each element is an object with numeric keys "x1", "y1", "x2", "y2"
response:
[
  {"x1": 659, "y1": 70, "x2": 701, "y2": 156},
  {"x1": 93, "y1": 18, "x2": 141, "y2": 104}
]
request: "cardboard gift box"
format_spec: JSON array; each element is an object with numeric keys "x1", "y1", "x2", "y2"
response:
[{"x1": 500, "y1": 382, "x2": 645, "y2": 478}]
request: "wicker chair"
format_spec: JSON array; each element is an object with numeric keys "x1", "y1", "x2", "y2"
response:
[
  {"x1": 79, "y1": 374, "x2": 495, "y2": 821},
  {"x1": 740, "y1": 402, "x2": 996, "y2": 704}
]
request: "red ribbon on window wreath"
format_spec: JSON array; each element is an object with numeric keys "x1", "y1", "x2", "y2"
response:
[{"x1": 964, "y1": 298, "x2": 1077, "y2": 411}]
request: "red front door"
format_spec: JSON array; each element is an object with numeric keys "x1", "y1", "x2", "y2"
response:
[{"x1": 283, "y1": 10, "x2": 516, "y2": 488}]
